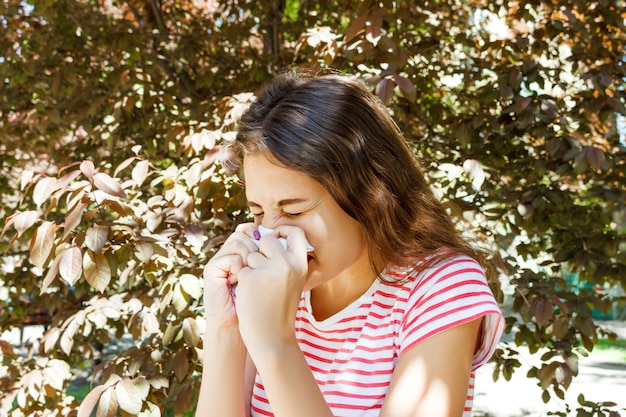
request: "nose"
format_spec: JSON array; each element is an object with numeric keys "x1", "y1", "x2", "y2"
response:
[{"x1": 260, "y1": 214, "x2": 288, "y2": 230}]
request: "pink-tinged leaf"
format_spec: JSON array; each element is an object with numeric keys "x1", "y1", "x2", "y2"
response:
[
  {"x1": 13, "y1": 210, "x2": 39, "y2": 237},
  {"x1": 375, "y1": 78, "x2": 394, "y2": 106},
  {"x1": 55, "y1": 169, "x2": 81, "y2": 190},
  {"x1": 1, "y1": 212, "x2": 18, "y2": 238},
  {"x1": 59, "y1": 246, "x2": 83, "y2": 286},
  {"x1": 30, "y1": 221, "x2": 57, "y2": 269},
  {"x1": 86, "y1": 223, "x2": 109, "y2": 253},
  {"x1": 393, "y1": 74, "x2": 417, "y2": 102},
  {"x1": 63, "y1": 198, "x2": 88, "y2": 240},
  {"x1": 19, "y1": 168, "x2": 35, "y2": 190},
  {"x1": 83, "y1": 251, "x2": 111, "y2": 292},
  {"x1": 77, "y1": 385, "x2": 105, "y2": 417},
  {"x1": 586, "y1": 147, "x2": 606, "y2": 170},
  {"x1": 131, "y1": 160, "x2": 150, "y2": 186},
  {"x1": 185, "y1": 162, "x2": 202, "y2": 187},
  {"x1": 32, "y1": 176, "x2": 58, "y2": 207},
  {"x1": 96, "y1": 387, "x2": 118, "y2": 417},
  {"x1": 146, "y1": 212, "x2": 162, "y2": 232},
  {"x1": 113, "y1": 156, "x2": 138, "y2": 177},
  {"x1": 184, "y1": 224, "x2": 204, "y2": 249},
  {"x1": 40, "y1": 253, "x2": 62, "y2": 294},
  {"x1": 94, "y1": 172, "x2": 126, "y2": 198},
  {"x1": 80, "y1": 160, "x2": 95, "y2": 183},
  {"x1": 57, "y1": 161, "x2": 82, "y2": 176},
  {"x1": 114, "y1": 377, "x2": 149, "y2": 415}
]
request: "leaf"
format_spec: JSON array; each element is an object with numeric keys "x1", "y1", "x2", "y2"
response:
[
  {"x1": 174, "y1": 384, "x2": 193, "y2": 417},
  {"x1": 586, "y1": 147, "x2": 606, "y2": 170},
  {"x1": 30, "y1": 221, "x2": 57, "y2": 269},
  {"x1": 115, "y1": 377, "x2": 150, "y2": 415},
  {"x1": 96, "y1": 387, "x2": 118, "y2": 417},
  {"x1": 185, "y1": 162, "x2": 202, "y2": 187},
  {"x1": 139, "y1": 401, "x2": 162, "y2": 417},
  {"x1": 142, "y1": 311, "x2": 160, "y2": 336},
  {"x1": 392, "y1": 74, "x2": 416, "y2": 102},
  {"x1": 172, "y1": 283, "x2": 188, "y2": 313},
  {"x1": 41, "y1": 253, "x2": 62, "y2": 294},
  {"x1": 179, "y1": 273, "x2": 202, "y2": 299},
  {"x1": 535, "y1": 299, "x2": 554, "y2": 328},
  {"x1": 182, "y1": 317, "x2": 200, "y2": 347},
  {"x1": 33, "y1": 176, "x2": 58, "y2": 207},
  {"x1": 80, "y1": 160, "x2": 95, "y2": 183},
  {"x1": 132, "y1": 160, "x2": 151, "y2": 186},
  {"x1": 86, "y1": 223, "x2": 109, "y2": 253},
  {"x1": 13, "y1": 210, "x2": 39, "y2": 237},
  {"x1": 184, "y1": 224, "x2": 204, "y2": 249},
  {"x1": 59, "y1": 246, "x2": 83, "y2": 286},
  {"x1": 344, "y1": 14, "x2": 367, "y2": 42},
  {"x1": 63, "y1": 198, "x2": 88, "y2": 239},
  {"x1": 375, "y1": 78, "x2": 394, "y2": 106},
  {"x1": 135, "y1": 242, "x2": 154, "y2": 263},
  {"x1": 94, "y1": 172, "x2": 126, "y2": 198},
  {"x1": 83, "y1": 250, "x2": 112, "y2": 292},
  {"x1": 174, "y1": 349, "x2": 188, "y2": 381},
  {"x1": 113, "y1": 156, "x2": 138, "y2": 177},
  {"x1": 77, "y1": 384, "x2": 105, "y2": 417},
  {"x1": 55, "y1": 169, "x2": 81, "y2": 190},
  {"x1": 19, "y1": 168, "x2": 35, "y2": 190},
  {"x1": 43, "y1": 359, "x2": 70, "y2": 391}
]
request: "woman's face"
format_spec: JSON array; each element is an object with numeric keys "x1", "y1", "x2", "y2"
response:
[{"x1": 243, "y1": 153, "x2": 370, "y2": 290}]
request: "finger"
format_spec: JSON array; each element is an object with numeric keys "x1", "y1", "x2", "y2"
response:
[
  {"x1": 217, "y1": 232, "x2": 259, "y2": 258},
  {"x1": 234, "y1": 222, "x2": 260, "y2": 238},
  {"x1": 274, "y1": 225, "x2": 309, "y2": 254},
  {"x1": 204, "y1": 254, "x2": 245, "y2": 282},
  {"x1": 257, "y1": 233, "x2": 289, "y2": 258},
  {"x1": 246, "y1": 251, "x2": 268, "y2": 269}
]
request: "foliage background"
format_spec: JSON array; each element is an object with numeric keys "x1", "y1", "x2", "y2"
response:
[{"x1": 0, "y1": 0, "x2": 625, "y2": 416}]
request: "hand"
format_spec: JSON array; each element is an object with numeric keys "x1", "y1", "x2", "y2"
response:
[
  {"x1": 234, "y1": 225, "x2": 310, "y2": 353},
  {"x1": 202, "y1": 223, "x2": 259, "y2": 328}
]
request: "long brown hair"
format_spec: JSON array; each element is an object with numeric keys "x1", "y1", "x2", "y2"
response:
[{"x1": 226, "y1": 70, "x2": 498, "y2": 283}]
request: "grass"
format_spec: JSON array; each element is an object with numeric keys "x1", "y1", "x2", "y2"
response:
[
  {"x1": 588, "y1": 338, "x2": 626, "y2": 363},
  {"x1": 66, "y1": 384, "x2": 92, "y2": 400}
]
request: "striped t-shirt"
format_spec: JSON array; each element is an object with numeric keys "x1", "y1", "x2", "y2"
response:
[{"x1": 250, "y1": 255, "x2": 505, "y2": 417}]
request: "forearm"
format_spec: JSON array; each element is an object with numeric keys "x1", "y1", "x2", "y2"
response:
[
  {"x1": 195, "y1": 326, "x2": 248, "y2": 417},
  {"x1": 251, "y1": 337, "x2": 334, "y2": 417}
]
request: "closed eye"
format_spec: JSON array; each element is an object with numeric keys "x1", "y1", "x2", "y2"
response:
[{"x1": 283, "y1": 212, "x2": 303, "y2": 218}]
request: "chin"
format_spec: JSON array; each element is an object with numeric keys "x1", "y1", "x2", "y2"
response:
[{"x1": 302, "y1": 270, "x2": 323, "y2": 291}]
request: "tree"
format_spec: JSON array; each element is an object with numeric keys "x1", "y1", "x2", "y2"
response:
[{"x1": 1, "y1": 0, "x2": 624, "y2": 416}]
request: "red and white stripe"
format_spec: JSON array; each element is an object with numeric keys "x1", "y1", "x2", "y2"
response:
[{"x1": 251, "y1": 255, "x2": 504, "y2": 417}]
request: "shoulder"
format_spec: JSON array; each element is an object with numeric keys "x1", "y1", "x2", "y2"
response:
[{"x1": 383, "y1": 251, "x2": 488, "y2": 296}]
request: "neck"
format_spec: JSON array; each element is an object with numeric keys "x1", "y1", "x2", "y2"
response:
[{"x1": 309, "y1": 253, "x2": 379, "y2": 321}]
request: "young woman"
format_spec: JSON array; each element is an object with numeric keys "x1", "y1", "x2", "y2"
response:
[{"x1": 195, "y1": 70, "x2": 504, "y2": 417}]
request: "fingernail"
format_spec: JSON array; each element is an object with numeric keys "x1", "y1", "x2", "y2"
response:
[{"x1": 253, "y1": 230, "x2": 261, "y2": 240}]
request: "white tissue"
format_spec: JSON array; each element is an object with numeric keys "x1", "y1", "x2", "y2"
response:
[{"x1": 252, "y1": 225, "x2": 314, "y2": 252}]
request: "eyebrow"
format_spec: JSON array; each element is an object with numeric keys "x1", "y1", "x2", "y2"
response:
[{"x1": 247, "y1": 198, "x2": 309, "y2": 208}]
